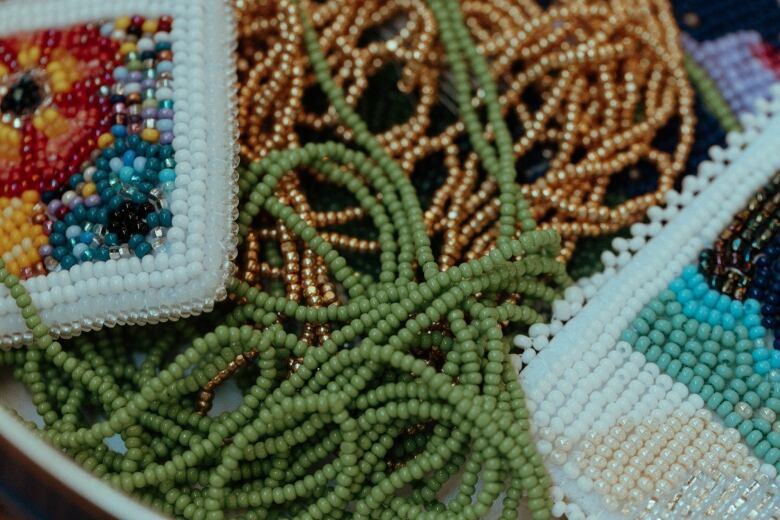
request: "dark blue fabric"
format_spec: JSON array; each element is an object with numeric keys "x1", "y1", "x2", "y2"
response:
[{"x1": 673, "y1": 0, "x2": 780, "y2": 43}]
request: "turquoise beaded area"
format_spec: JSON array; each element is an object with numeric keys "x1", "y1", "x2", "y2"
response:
[
  {"x1": 623, "y1": 265, "x2": 780, "y2": 470},
  {"x1": 38, "y1": 15, "x2": 177, "y2": 273}
]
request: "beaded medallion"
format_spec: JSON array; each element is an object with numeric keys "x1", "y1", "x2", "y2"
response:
[
  {"x1": 522, "y1": 92, "x2": 780, "y2": 518},
  {"x1": 0, "y1": 0, "x2": 238, "y2": 347}
]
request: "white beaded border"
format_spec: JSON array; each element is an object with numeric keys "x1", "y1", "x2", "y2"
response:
[
  {"x1": 0, "y1": 0, "x2": 239, "y2": 348},
  {"x1": 520, "y1": 86, "x2": 780, "y2": 519}
]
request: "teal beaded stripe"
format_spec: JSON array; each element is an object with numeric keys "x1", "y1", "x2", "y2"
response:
[
  {"x1": 0, "y1": 0, "x2": 569, "y2": 519},
  {"x1": 624, "y1": 265, "x2": 780, "y2": 470}
]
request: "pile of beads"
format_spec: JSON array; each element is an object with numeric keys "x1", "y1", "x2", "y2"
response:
[
  {"x1": 235, "y1": 0, "x2": 695, "y2": 265},
  {"x1": 0, "y1": 15, "x2": 176, "y2": 278},
  {"x1": 0, "y1": 0, "x2": 567, "y2": 519},
  {"x1": 696, "y1": 170, "x2": 780, "y2": 361}
]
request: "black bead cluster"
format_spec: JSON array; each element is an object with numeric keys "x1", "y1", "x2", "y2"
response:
[
  {"x1": 1, "y1": 72, "x2": 44, "y2": 117},
  {"x1": 108, "y1": 200, "x2": 152, "y2": 242},
  {"x1": 699, "y1": 172, "x2": 780, "y2": 299}
]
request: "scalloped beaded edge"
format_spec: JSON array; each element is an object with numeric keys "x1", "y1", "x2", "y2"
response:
[
  {"x1": 0, "y1": 0, "x2": 239, "y2": 348},
  {"x1": 518, "y1": 85, "x2": 780, "y2": 519}
]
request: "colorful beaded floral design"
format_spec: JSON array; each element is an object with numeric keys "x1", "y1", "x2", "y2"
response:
[{"x1": 0, "y1": 15, "x2": 175, "y2": 279}]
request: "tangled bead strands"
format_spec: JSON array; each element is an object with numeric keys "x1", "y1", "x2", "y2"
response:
[
  {"x1": 0, "y1": 231, "x2": 565, "y2": 520},
  {"x1": 0, "y1": 0, "x2": 569, "y2": 519},
  {"x1": 233, "y1": 0, "x2": 695, "y2": 265}
]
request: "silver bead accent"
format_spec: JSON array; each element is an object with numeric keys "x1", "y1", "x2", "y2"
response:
[
  {"x1": 150, "y1": 227, "x2": 166, "y2": 250},
  {"x1": 43, "y1": 256, "x2": 59, "y2": 271},
  {"x1": 758, "y1": 407, "x2": 776, "y2": 423},
  {"x1": 735, "y1": 402, "x2": 753, "y2": 420},
  {"x1": 148, "y1": 188, "x2": 167, "y2": 210},
  {"x1": 108, "y1": 244, "x2": 131, "y2": 260},
  {"x1": 119, "y1": 185, "x2": 141, "y2": 199}
]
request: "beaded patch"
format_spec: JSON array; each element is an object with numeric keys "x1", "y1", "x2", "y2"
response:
[
  {"x1": 0, "y1": 0, "x2": 237, "y2": 347},
  {"x1": 522, "y1": 91, "x2": 780, "y2": 518},
  {"x1": 0, "y1": 16, "x2": 177, "y2": 278}
]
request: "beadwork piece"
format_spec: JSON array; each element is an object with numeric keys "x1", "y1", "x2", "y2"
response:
[
  {"x1": 4, "y1": 0, "x2": 780, "y2": 518},
  {"x1": 523, "y1": 89, "x2": 780, "y2": 518},
  {"x1": 0, "y1": 16, "x2": 177, "y2": 278},
  {"x1": 0, "y1": 0, "x2": 238, "y2": 347}
]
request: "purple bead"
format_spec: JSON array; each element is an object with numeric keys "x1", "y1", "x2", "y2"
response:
[
  {"x1": 113, "y1": 102, "x2": 127, "y2": 114},
  {"x1": 744, "y1": 31, "x2": 761, "y2": 45},
  {"x1": 84, "y1": 194, "x2": 101, "y2": 207},
  {"x1": 687, "y1": 29, "x2": 776, "y2": 117},
  {"x1": 141, "y1": 107, "x2": 157, "y2": 118},
  {"x1": 159, "y1": 131, "x2": 174, "y2": 145},
  {"x1": 141, "y1": 78, "x2": 156, "y2": 89},
  {"x1": 157, "y1": 108, "x2": 174, "y2": 119},
  {"x1": 47, "y1": 199, "x2": 62, "y2": 213},
  {"x1": 128, "y1": 71, "x2": 144, "y2": 82},
  {"x1": 39, "y1": 244, "x2": 53, "y2": 257},
  {"x1": 68, "y1": 196, "x2": 83, "y2": 209}
]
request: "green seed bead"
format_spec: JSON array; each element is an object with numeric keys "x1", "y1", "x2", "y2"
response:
[
  {"x1": 746, "y1": 430, "x2": 763, "y2": 447},
  {"x1": 667, "y1": 360, "x2": 683, "y2": 378},
  {"x1": 724, "y1": 412, "x2": 743, "y2": 429},
  {"x1": 765, "y1": 448, "x2": 780, "y2": 466},
  {"x1": 767, "y1": 432, "x2": 780, "y2": 448},
  {"x1": 738, "y1": 420, "x2": 755, "y2": 437},
  {"x1": 755, "y1": 440, "x2": 772, "y2": 459},
  {"x1": 754, "y1": 418, "x2": 772, "y2": 434}
]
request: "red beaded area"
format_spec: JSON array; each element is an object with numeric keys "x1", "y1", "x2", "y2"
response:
[{"x1": 0, "y1": 24, "x2": 120, "y2": 196}]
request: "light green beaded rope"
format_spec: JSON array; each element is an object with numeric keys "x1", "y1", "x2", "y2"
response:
[
  {"x1": 683, "y1": 54, "x2": 742, "y2": 133},
  {"x1": 0, "y1": 1, "x2": 569, "y2": 518}
]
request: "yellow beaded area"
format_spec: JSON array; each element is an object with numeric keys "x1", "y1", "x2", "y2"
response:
[
  {"x1": 0, "y1": 124, "x2": 21, "y2": 162},
  {"x1": 16, "y1": 44, "x2": 41, "y2": 69},
  {"x1": 33, "y1": 107, "x2": 70, "y2": 139},
  {"x1": 0, "y1": 191, "x2": 47, "y2": 276},
  {"x1": 46, "y1": 48, "x2": 81, "y2": 94}
]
